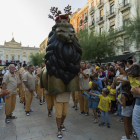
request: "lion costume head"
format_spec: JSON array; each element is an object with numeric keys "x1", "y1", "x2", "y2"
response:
[{"x1": 40, "y1": 6, "x2": 82, "y2": 94}]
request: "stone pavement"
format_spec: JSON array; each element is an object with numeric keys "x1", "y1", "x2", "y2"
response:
[{"x1": 0, "y1": 95, "x2": 138, "y2": 140}]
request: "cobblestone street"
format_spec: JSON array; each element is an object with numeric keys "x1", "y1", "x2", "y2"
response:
[{"x1": 0, "y1": 95, "x2": 137, "y2": 140}]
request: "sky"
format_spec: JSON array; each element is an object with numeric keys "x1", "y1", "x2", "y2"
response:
[{"x1": 0, "y1": 0, "x2": 87, "y2": 47}]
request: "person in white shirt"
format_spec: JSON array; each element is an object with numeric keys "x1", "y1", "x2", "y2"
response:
[{"x1": 2, "y1": 67, "x2": 9, "y2": 75}]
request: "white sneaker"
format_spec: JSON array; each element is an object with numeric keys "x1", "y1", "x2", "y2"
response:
[
  {"x1": 26, "y1": 113, "x2": 30, "y2": 116},
  {"x1": 92, "y1": 118, "x2": 95, "y2": 121},
  {"x1": 114, "y1": 112, "x2": 119, "y2": 116},
  {"x1": 122, "y1": 136, "x2": 132, "y2": 140},
  {"x1": 93, "y1": 119, "x2": 98, "y2": 123}
]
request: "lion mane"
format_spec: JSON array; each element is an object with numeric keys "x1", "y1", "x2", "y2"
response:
[{"x1": 45, "y1": 28, "x2": 82, "y2": 85}]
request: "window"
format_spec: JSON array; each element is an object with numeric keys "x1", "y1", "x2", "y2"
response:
[
  {"x1": 123, "y1": 19, "x2": 129, "y2": 26},
  {"x1": 100, "y1": 27, "x2": 103, "y2": 35},
  {"x1": 23, "y1": 52, "x2": 26, "y2": 54},
  {"x1": 23, "y1": 56, "x2": 26, "y2": 61},
  {"x1": 91, "y1": 1, "x2": 94, "y2": 7},
  {"x1": 124, "y1": 37, "x2": 129, "y2": 51},
  {"x1": 124, "y1": 0, "x2": 129, "y2": 6},
  {"x1": 85, "y1": 12, "x2": 87, "y2": 17},
  {"x1": 12, "y1": 55, "x2": 15, "y2": 60},
  {"x1": 18, "y1": 55, "x2": 20, "y2": 60},
  {"x1": 110, "y1": 5, "x2": 114, "y2": 14},
  {"x1": 84, "y1": 24, "x2": 87, "y2": 30},
  {"x1": 100, "y1": 9, "x2": 103, "y2": 17},
  {"x1": 6, "y1": 55, "x2": 8, "y2": 59}
]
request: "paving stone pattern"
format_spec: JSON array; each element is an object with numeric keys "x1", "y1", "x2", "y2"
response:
[{"x1": 0, "y1": 95, "x2": 138, "y2": 140}]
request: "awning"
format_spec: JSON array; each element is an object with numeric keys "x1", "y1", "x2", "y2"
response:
[{"x1": 101, "y1": 53, "x2": 134, "y2": 63}]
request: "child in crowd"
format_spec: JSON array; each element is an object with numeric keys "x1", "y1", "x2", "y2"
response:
[
  {"x1": 93, "y1": 73, "x2": 103, "y2": 92},
  {"x1": 89, "y1": 75, "x2": 93, "y2": 91},
  {"x1": 117, "y1": 81, "x2": 133, "y2": 140},
  {"x1": 107, "y1": 79, "x2": 112, "y2": 91},
  {"x1": 88, "y1": 82, "x2": 101, "y2": 123},
  {"x1": 116, "y1": 88, "x2": 123, "y2": 123},
  {"x1": 109, "y1": 83, "x2": 116, "y2": 113},
  {"x1": 89, "y1": 88, "x2": 111, "y2": 128}
]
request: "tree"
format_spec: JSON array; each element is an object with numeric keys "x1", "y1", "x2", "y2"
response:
[
  {"x1": 29, "y1": 53, "x2": 45, "y2": 66},
  {"x1": 76, "y1": 29, "x2": 122, "y2": 64},
  {"x1": 125, "y1": 0, "x2": 140, "y2": 49}
]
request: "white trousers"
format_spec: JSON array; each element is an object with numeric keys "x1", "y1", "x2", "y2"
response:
[{"x1": 132, "y1": 105, "x2": 140, "y2": 140}]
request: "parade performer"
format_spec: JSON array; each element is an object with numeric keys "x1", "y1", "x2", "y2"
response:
[
  {"x1": 40, "y1": 5, "x2": 82, "y2": 138},
  {"x1": 37, "y1": 63, "x2": 45, "y2": 105},
  {"x1": 19, "y1": 64, "x2": 27, "y2": 103},
  {"x1": 23, "y1": 65, "x2": 35, "y2": 116},
  {"x1": 3, "y1": 64, "x2": 18, "y2": 123}
]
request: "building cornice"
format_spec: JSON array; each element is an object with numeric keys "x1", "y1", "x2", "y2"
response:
[{"x1": 77, "y1": 4, "x2": 88, "y2": 17}]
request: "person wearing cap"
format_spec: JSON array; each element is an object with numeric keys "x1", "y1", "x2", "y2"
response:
[
  {"x1": 2, "y1": 64, "x2": 18, "y2": 123},
  {"x1": 23, "y1": 65, "x2": 35, "y2": 116},
  {"x1": 19, "y1": 64, "x2": 27, "y2": 103},
  {"x1": 78, "y1": 61, "x2": 90, "y2": 116}
]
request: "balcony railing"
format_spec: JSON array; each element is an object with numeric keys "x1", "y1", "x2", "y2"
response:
[
  {"x1": 97, "y1": 0, "x2": 104, "y2": 9},
  {"x1": 115, "y1": 26, "x2": 125, "y2": 33},
  {"x1": 106, "y1": 8, "x2": 116, "y2": 18},
  {"x1": 96, "y1": 16, "x2": 104, "y2": 23},
  {"x1": 119, "y1": 0, "x2": 130, "y2": 11},
  {"x1": 89, "y1": 7, "x2": 95, "y2": 15}
]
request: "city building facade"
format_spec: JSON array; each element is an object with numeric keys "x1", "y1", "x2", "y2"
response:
[
  {"x1": 39, "y1": 37, "x2": 48, "y2": 53},
  {"x1": 70, "y1": 4, "x2": 89, "y2": 33},
  {"x1": 71, "y1": 0, "x2": 140, "y2": 62},
  {"x1": 87, "y1": 0, "x2": 139, "y2": 60},
  {"x1": 0, "y1": 37, "x2": 39, "y2": 65}
]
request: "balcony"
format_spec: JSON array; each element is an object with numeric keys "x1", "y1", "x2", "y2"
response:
[
  {"x1": 79, "y1": 20, "x2": 82, "y2": 26},
  {"x1": 106, "y1": 8, "x2": 116, "y2": 19},
  {"x1": 89, "y1": 20, "x2": 95, "y2": 29},
  {"x1": 119, "y1": 0, "x2": 131, "y2": 13},
  {"x1": 89, "y1": 7, "x2": 95, "y2": 15},
  {"x1": 97, "y1": 0, "x2": 104, "y2": 9},
  {"x1": 83, "y1": 16, "x2": 88, "y2": 23},
  {"x1": 115, "y1": 26, "x2": 126, "y2": 37},
  {"x1": 96, "y1": 16, "x2": 104, "y2": 25}
]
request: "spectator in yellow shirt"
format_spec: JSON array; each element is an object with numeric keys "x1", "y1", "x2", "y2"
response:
[{"x1": 89, "y1": 88, "x2": 111, "y2": 128}]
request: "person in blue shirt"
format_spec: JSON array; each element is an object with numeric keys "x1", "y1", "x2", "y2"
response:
[
  {"x1": 92, "y1": 73, "x2": 103, "y2": 92},
  {"x1": 82, "y1": 82, "x2": 101, "y2": 123},
  {"x1": 89, "y1": 82, "x2": 101, "y2": 123}
]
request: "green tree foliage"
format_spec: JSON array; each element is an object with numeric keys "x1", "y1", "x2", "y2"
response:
[
  {"x1": 125, "y1": 0, "x2": 140, "y2": 49},
  {"x1": 77, "y1": 29, "x2": 122, "y2": 64},
  {"x1": 29, "y1": 53, "x2": 45, "y2": 66}
]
